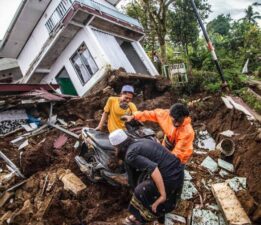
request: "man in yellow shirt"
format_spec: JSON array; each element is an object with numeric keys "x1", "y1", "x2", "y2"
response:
[{"x1": 95, "y1": 85, "x2": 137, "y2": 133}]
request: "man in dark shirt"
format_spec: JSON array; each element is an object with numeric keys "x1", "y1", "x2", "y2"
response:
[{"x1": 109, "y1": 129, "x2": 184, "y2": 225}]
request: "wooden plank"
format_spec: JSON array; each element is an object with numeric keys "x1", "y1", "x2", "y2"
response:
[{"x1": 211, "y1": 183, "x2": 251, "y2": 225}]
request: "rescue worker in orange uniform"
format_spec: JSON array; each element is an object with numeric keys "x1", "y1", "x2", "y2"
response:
[{"x1": 122, "y1": 103, "x2": 194, "y2": 164}]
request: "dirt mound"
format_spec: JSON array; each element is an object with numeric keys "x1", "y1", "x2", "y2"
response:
[
  {"x1": 190, "y1": 96, "x2": 261, "y2": 221},
  {"x1": 0, "y1": 71, "x2": 172, "y2": 224},
  {"x1": 55, "y1": 70, "x2": 172, "y2": 122},
  {"x1": 21, "y1": 136, "x2": 54, "y2": 177},
  {"x1": 1, "y1": 71, "x2": 260, "y2": 224}
]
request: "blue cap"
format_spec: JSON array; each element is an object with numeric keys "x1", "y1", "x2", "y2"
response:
[{"x1": 121, "y1": 85, "x2": 134, "y2": 94}]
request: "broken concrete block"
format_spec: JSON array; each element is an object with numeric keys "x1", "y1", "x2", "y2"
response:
[
  {"x1": 205, "y1": 204, "x2": 219, "y2": 211},
  {"x1": 221, "y1": 96, "x2": 234, "y2": 109},
  {"x1": 184, "y1": 170, "x2": 192, "y2": 181},
  {"x1": 220, "y1": 130, "x2": 237, "y2": 138},
  {"x1": 22, "y1": 124, "x2": 34, "y2": 132},
  {"x1": 196, "y1": 130, "x2": 216, "y2": 151},
  {"x1": 165, "y1": 213, "x2": 186, "y2": 225},
  {"x1": 10, "y1": 136, "x2": 26, "y2": 146},
  {"x1": 18, "y1": 139, "x2": 29, "y2": 150},
  {"x1": 181, "y1": 180, "x2": 198, "y2": 200},
  {"x1": 59, "y1": 169, "x2": 86, "y2": 195},
  {"x1": 219, "y1": 169, "x2": 229, "y2": 178},
  {"x1": 211, "y1": 183, "x2": 251, "y2": 225},
  {"x1": 74, "y1": 141, "x2": 80, "y2": 149},
  {"x1": 201, "y1": 156, "x2": 218, "y2": 173},
  {"x1": 226, "y1": 177, "x2": 246, "y2": 192},
  {"x1": 218, "y1": 159, "x2": 234, "y2": 173},
  {"x1": 192, "y1": 209, "x2": 219, "y2": 225},
  {"x1": 194, "y1": 150, "x2": 208, "y2": 155}
]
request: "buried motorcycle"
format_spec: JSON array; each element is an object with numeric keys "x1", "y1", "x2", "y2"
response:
[{"x1": 75, "y1": 120, "x2": 157, "y2": 186}]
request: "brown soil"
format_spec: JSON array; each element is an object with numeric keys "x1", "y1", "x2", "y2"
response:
[{"x1": 0, "y1": 72, "x2": 260, "y2": 224}]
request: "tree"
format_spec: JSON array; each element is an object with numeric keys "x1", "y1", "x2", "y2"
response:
[
  {"x1": 207, "y1": 14, "x2": 232, "y2": 36},
  {"x1": 168, "y1": 0, "x2": 210, "y2": 57},
  {"x1": 243, "y1": 5, "x2": 261, "y2": 24},
  {"x1": 126, "y1": 0, "x2": 176, "y2": 64},
  {"x1": 125, "y1": 1, "x2": 157, "y2": 58}
]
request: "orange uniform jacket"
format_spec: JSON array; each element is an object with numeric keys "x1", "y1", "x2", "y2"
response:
[{"x1": 133, "y1": 109, "x2": 195, "y2": 164}]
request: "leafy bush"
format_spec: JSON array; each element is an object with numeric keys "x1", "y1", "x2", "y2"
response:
[{"x1": 239, "y1": 88, "x2": 261, "y2": 114}]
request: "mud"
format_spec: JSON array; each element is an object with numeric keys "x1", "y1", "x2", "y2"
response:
[{"x1": 0, "y1": 72, "x2": 260, "y2": 224}]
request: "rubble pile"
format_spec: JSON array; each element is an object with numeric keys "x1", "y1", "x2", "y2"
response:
[{"x1": 0, "y1": 70, "x2": 260, "y2": 224}]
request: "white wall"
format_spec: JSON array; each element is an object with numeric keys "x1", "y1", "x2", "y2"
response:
[
  {"x1": 41, "y1": 27, "x2": 158, "y2": 96},
  {"x1": 93, "y1": 29, "x2": 136, "y2": 73},
  {"x1": 131, "y1": 42, "x2": 159, "y2": 76},
  {"x1": 17, "y1": 0, "x2": 118, "y2": 76},
  {"x1": 41, "y1": 27, "x2": 111, "y2": 96},
  {"x1": 17, "y1": 0, "x2": 63, "y2": 75}
]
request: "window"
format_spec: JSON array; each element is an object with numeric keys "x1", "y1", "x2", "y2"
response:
[{"x1": 70, "y1": 43, "x2": 98, "y2": 85}]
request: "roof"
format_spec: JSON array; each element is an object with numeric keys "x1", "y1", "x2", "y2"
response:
[
  {"x1": 0, "y1": 0, "x2": 51, "y2": 58},
  {"x1": 0, "y1": 0, "x2": 141, "y2": 59},
  {"x1": 0, "y1": 58, "x2": 19, "y2": 71},
  {"x1": 0, "y1": 84, "x2": 59, "y2": 94}
]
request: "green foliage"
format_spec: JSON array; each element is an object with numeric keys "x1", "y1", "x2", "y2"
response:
[
  {"x1": 243, "y1": 5, "x2": 261, "y2": 24},
  {"x1": 168, "y1": 0, "x2": 210, "y2": 55},
  {"x1": 207, "y1": 14, "x2": 232, "y2": 36},
  {"x1": 179, "y1": 70, "x2": 220, "y2": 94},
  {"x1": 239, "y1": 88, "x2": 261, "y2": 114},
  {"x1": 125, "y1": 1, "x2": 261, "y2": 95}
]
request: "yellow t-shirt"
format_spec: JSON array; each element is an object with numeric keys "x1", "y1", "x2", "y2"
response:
[{"x1": 104, "y1": 97, "x2": 137, "y2": 133}]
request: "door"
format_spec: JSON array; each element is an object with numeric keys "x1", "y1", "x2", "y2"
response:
[{"x1": 56, "y1": 67, "x2": 78, "y2": 96}]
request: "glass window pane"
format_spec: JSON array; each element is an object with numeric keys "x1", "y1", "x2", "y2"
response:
[
  {"x1": 71, "y1": 43, "x2": 99, "y2": 85},
  {"x1": 81, "y1": 48, "x2": 98, "y2": 75}
]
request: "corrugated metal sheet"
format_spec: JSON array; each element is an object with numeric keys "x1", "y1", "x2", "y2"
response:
[{"x1": 93, "y1": 29, "x2": 135, "y2": 73}]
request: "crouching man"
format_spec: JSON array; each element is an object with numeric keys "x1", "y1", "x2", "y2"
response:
[{"x1": 109, "y1": 129, "x2": 184, "y2": 225}]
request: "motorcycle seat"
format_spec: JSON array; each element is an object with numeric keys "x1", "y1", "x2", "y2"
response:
[{"x1": 87, "y1": 130, "x2": 114, "y2": 151}]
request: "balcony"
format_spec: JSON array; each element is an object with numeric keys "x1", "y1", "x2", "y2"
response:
[{"x1": 45, "y1": 0, "x2": 143, "y2": 34}]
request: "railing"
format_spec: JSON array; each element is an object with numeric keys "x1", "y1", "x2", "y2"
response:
[
  {"x1": 45, "y1": 0, "x2": 143, "y2": 34},
  {"x1": 45, "y1": 0, "x2": 74, "y2": 33}
]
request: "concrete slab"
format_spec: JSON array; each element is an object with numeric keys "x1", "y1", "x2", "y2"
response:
[
  {"x1": 201, "y1": 156, "x2": 218, "y2": 173},
  {"x1": 196, "y1": 130, "x2": 216, "y2": 151},
  {"x1": 184, "y1": 170, "x2": 193, "y2": 181},
  {"x1": 226, "y1": 177, "x2": 247, "y2": 192},
  {"x1": 211, "y1": 183, "x2": 251, "y2": 225},
  {"x1": 165, "y1": 213, "x2": 186, "y2": 225},
  {"x1": 181, "y1": 180, "x2": 198, "y2": 200},
  {"x1": 218, "y1": 159, "x2": 234, "y2": 173},
  {"x1": 192, "y1": 209, "x2": 219, "y2": 225},
  {"x1": 59, "y1": 169, "x2": 86, "y2": 195}
]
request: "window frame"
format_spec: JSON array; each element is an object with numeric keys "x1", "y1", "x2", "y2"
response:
[{"x1": 70, "y1": 42, "x2": 99, "y2": 86}]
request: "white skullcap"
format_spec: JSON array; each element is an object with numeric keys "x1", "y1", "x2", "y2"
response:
[{"x1": 109, "y1": 129, "x2": 128, "y2": 146}]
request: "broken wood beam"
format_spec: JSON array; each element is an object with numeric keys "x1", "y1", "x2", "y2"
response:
[
  {"x1": 0, "y1": 151, "x2": 25, "y2": 178},
  {"x1": 211, "y1": 183, "x2": 251, "y2": 225},
  {"x1": 0, "y1": 192, "x2": 14, "y2": 208},
  {"x1": 48, "y1": 123, "x2": 79, "y2": 139}
]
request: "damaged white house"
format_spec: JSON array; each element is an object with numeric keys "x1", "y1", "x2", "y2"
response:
[{"x1": 0, "y1": 0, "x2": 158, "y2": 96}]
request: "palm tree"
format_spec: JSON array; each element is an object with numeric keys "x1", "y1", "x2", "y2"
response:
[{"x1": 244, "y1": 5, "x2": 261, "y2": 24}]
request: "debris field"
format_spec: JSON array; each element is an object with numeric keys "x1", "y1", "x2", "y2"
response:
[{"x1": 0, "y1": 70, "x2": 260, "y2": 225}]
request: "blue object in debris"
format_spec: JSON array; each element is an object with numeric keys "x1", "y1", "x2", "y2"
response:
[{"x1": 27, "y1": 114, "x2": 41, "y2": 127}]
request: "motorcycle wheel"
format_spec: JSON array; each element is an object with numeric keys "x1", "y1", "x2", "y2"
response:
[{"x1": 83, "y1": 151, "x2": 102, "y2": 183}]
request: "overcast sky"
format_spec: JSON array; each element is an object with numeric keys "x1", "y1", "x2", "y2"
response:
[{"x1": 0, "y1": 0, "x2": 260, "y2": 40}]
